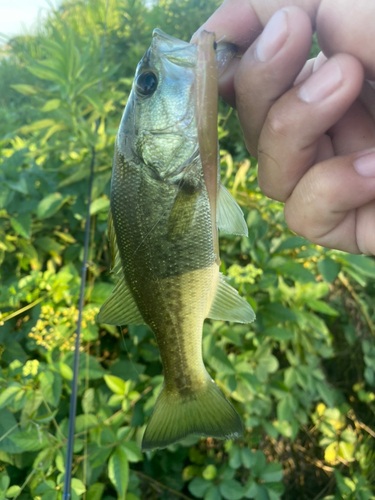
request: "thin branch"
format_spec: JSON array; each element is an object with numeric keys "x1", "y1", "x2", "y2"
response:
[
  {"x1": 1, "y1": 294, "x2": 50, "y2": 323},
  {"x1": 12, "y1": 468, "x2": 37, "y2": 500},
  {"x1": 347, "y1": 410, "x2": 375, "y2": 439},
  {"x1": 338, "y1": 272, "x2": 375, "y2": 336},
  {"x1": 134, "y1": 470, "x2": 194, "y2": 500}
]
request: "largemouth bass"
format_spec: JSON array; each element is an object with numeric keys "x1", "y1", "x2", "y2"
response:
[{"x1": 98, "y1": 29, "x2": 255, "y2": 451}]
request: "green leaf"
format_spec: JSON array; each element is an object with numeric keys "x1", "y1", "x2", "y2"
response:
[
  {"x1": 340, "y1": 254, "x2": 375, "y2": 278},
  {"x1": 205, "y1": 485, "x2": 221, "y2": 500},
  {"x1": 10, "y1": 213, "x2": 31, "y2": 239},
  {"x1": 0, "y1": 385, "x2": 22, "y2": 409},
  {"x1": 34, "y1": 237, "x2": 65, "y2": 254},
  {"x1": 34, "y1": 409, "x2": 58, "y2": 424},
  {"x1": 251, "y1": 451, "x2": 267, "y2": 477},
  {"x1": 90, "y1": 197, "x2": 110, "y2": 215},
  {"x1": 82, "y1": 387, "x2": 95, "y2": 414},
  {"x1": 37, "y1": 193, "x2": 69, "y2": 219},
  {"x1": 41, "y1": 99, "x2": 61, "y2": 111},
  {"x1": 27, "y1": 61, "x2": 67, "y2": 85},
  {"x1": 18, "y1": 119, "x2": 56, "y2": 134},
  {"x1": 75, "y1": 414, "x2": 98, "y2": 432},
  {"x1": 265, "y1": 326, "x2": 294, "y2": 341},
  {"x1": 121, "y1": 442, "x2": 143, "y2": 463},
  {"x1": 188, "y1": 478, "x2": 211, "y2": 498},
  {"x1": 219, "y1": 479, "x2": 244, "y2": 500},
  {"x1": 59, "y1": 362, "x2": 73, "y2": 380},
  {"x1": 207, "y1": 347, "x2": 236, "y2": 375},
  {"x1": 277, "y1": 394, "x2": 297, "y2": 422},
  {"x1": 279, "y1": 261, "x2": 316, "y2": 284},
  {"x1": 86, "y1": 483, "x2": 105, "y2": 500},
  {"x1": 260, "y1": 463, "x2": 283, "y2": 483},
  {"x1": 6, "y1": 177, "x2": 28, "y2": 195},
  {"x1": 71, "y1": 478, "x2": 86, "y2": 496},
  {"x1": 41, "y1": 490, "x2": 58, "y2": 500},
  {"x1": 256, "y1": 354, "x2": 279, "y2": 381},
  {"x1": 0, "y1": 409, "x2": 21, "y2": 454},
  {"x1": 89, "y1": 282, "x2": 113, "y2": 303},
  {"x1": 241, "y1": 448, "x2": 256, "y2": 468},
  {"x1": 6, "y1": 485, "x2": 21, "y2": 498},
  {"x1": 202, "y1": 465, "x2": 217, "y2": 480},
  {"x1": 10, "y1": 84, "x2": 39, "y2": 95},
  {"x1": 334, "y1": 470, "x2": 355, "y2": 495},
  {"x1": 274, "y1": 236, "x2": 308, "y2": 253},
  {"x1": 104, "y1": 375, "x2": 126, "y2": 395},
  {"x1": 316, "y1": 381, "x2": 335, "y2": 406},
  {"x1": 81, "y1": 92, "x2": 106, "y2": 114},
  {"x1": 108, "y1": 447, "x2": 129, "y2": 500},
  {"x1": 307, "y1": 300, "x2": 338, "y2": 316},
  {"x1": 262, "y1": 303, "x2": 296, "y2": 323},
  {"x1": 0, "y1": 472, "x2": 10, "y2": 494},
  {"x1": 318, "y1": 257, "x2": 340, "y2": 282},
  {"x1": 9, "y1": 428, "x2": 49, "y2": 451}
]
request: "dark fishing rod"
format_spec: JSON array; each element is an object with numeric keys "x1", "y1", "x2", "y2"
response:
[{"x1": 62, "y1": 2, "x2": 109, "y2": 497}]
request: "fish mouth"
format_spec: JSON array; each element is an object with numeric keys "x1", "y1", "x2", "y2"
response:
[
  {"x1": 151, "y1": 28, "x2": 197, "y2": 68},
  {"x1": 152, "y1": 28, "x2": 191, "y2": 50}
]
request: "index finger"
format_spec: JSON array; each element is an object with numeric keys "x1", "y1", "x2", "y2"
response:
[{"x1": 191, "y1": 0, "x2": 320, "y2": 52}]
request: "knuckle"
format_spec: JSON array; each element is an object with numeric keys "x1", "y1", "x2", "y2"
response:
[
  {"x1": 257, "y1": 149, "x2": 289, "y2": 202},
  {"x1": 265, "y1": 107, "x2": 291, "y2": 141}
]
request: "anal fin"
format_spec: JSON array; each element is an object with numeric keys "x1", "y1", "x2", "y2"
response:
[
  {"x1": 107, "y1": 209, "x2": 122, "y2": 276},
  {"x1": 208, "y1": 273, "x2": 255, "y2": 324},
  {"x1": 97, "y1": 276, "x2": 145, "y2": 326}
]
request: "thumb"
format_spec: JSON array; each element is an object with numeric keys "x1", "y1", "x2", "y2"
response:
[{"x1": 317, "y1": 0, "x2": 375, "y2": 80}]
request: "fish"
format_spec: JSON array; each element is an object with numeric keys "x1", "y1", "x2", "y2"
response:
[{"x1": 97, "y1": 28, "x2": 255, "y2": 451}]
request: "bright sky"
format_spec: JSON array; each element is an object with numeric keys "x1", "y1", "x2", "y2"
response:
[{"x1": 0, "y1": 0, "x2": 61, "y2": 40}]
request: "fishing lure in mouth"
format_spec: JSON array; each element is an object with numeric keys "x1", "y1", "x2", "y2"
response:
[{"x1": 98, "y1": 28, "x2": 255, "y2": 451}]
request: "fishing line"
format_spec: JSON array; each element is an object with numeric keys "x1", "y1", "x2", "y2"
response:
[{"x1": 62, "y1": 1, "x2": 109, "y2": 498}]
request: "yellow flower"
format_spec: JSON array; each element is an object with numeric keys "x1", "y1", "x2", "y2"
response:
[{"x1": 23, "y1": 359, "x2": 39, "y2": 377}]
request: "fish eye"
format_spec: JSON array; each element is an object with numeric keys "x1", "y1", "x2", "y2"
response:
[{"x1": 136, "y1": 71, "x2": 158, "y2": 97}]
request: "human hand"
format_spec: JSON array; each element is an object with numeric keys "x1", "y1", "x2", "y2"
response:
[{"x1": 193, "y1": 0, "x2": 375, "y2": 255}]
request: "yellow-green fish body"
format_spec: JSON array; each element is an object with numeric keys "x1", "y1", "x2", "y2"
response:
[{"x1": 98, "y1": 29, "x2": 255, "y2": 451}]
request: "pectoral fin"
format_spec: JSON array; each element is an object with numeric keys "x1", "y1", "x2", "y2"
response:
[
  {"x1": 208, "y1": 273, "x2": 255, "y2": 324},
  {"x1": 167, "y1": 189, "x2": 198, "y2": 240},
  {"x1": 97, "y1": 276, "x2": 145, "y2": 325},
  {"x1": 217, "y1": 184, "x2": 248, "y2": 236}
]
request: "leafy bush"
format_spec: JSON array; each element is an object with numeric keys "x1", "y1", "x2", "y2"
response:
[{"x1": 1, "y1": 1, "x2": 375, "y2": 499}]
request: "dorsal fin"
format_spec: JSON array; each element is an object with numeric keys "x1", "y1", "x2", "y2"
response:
[{"x1": 98, "y1": 209, "x2": 145, "y2": 325}]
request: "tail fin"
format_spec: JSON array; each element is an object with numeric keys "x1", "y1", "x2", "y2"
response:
[{"x1": 142, "y1": 378, "x2": 243, "y2": 451}]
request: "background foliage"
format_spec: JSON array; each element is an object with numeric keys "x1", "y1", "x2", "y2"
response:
[{"x1": 1, "y1": 1, "x2": 375, "y2": 499}]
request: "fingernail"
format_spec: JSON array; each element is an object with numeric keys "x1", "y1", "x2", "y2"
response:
[
  {"x1": 312, "y1": 51, "x2": 328, "y2": 73},
  {"x1": 298, "y1": 58, "x2": 342, "y2": 103},
  {"x1": 353, "y1": 148, "x2": 375, "y2": 177},
  {"x1": 256, "y1": 9, "x2": 288, "y2": 63}
]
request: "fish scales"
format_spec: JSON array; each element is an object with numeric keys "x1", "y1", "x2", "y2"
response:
[
  {"x1": 111, "y1": 152, "x2": 215, "y2": 390},
  {"x1": 98, "y1": 29, "x2": 255, "y2": 451}
]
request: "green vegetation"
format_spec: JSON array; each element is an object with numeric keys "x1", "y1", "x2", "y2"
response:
[{"x1": 1, "y1": 1, "x2": 375, "y2": 499}]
